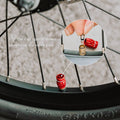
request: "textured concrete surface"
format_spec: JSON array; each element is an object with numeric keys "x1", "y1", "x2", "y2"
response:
[{"x1": 0, "y1": 0, "x2": 120, "y2": 88}]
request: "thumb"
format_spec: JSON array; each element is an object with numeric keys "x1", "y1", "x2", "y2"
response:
[{"x1": 64, "y1": 24, "x2": 74, "y2": 36}]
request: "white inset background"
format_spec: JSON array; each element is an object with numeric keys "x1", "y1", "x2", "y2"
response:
[{"x1": 63, "y1": 25, "x2": 107, "y2": 52}]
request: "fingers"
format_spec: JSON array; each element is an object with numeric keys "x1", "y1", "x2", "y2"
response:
[
  {"x1": 84, "y1": 20, "x2": 97, "y2": 34},
  {"x1": 72, "y1": 19, "x2": 86, "y2": 36},
  {"x1": 64, "y1": 19, "x2": 98, "y2": 36},
  {"x1": 64, "y1": 24, "x2": 74, "y2": 36}
]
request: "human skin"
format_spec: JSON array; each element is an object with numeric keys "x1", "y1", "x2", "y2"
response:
[{"x1": 64, "y1": 19, "x2": 97, "y2": 36}]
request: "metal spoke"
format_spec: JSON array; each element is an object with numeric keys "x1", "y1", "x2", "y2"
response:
[
  {"x1": 6, "y1": 0, "x2": 10, "y2": 81},
  {"x1": 102, "y1": 30, "x2": 105, "y2": 48},
  {"x1": 0, "y1": 13, "x2": 34, "y2": 24},
  {"x1": 82, "y1": 2, "x2": 119, "y2": 85},
  {"x1": 30, "y1": 13, "x2": 46, "y2": 89},
  {"x1": 56, "y1": 0, "x2": 66, "y2": 26},
  {"x1": 74, "y1": 64, "x2": 84, "y2": 91},
  {"x1": 74, "y1": 64, "x2": 81, "y2": 85},
  {"x1": 103, "y1": 53, "x2": 120, "y2": 85},
  {"x1": 85, "y1": 0, "x2": 120, "y2": 20},
  {"x1": 82, "y1": 0, "x2": 91, "y2": 20},
  {"x1": 101, "y1": 30, "x2": 120, "y2": 84},
  {"x1": 37, "y1": 12, "x2": 65, "y2": 28},
  {"x1": 8, "y1": 0, "x2": 17, "y2": 8},
  {"x1": 56, "y1": 0, "x2": 84, "y2": 91},
  {"x1": 102, "y1": 31, "x2": 114, "y2": 79},
  {"x1": 107, "y1": 47, "x2": 120, "y2": 55},
  {"x1": 0, "y1": 12, "x2": 23, "y2": 37},
  {"x1": 104, "y1": 53, "x2": 115, "y2": 78},
  {"x1": 56, "y1": 0, "x2": 65, "y2": 47}
]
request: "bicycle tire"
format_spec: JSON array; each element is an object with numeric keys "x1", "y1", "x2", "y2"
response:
[{"x1": 0, "y1": 75, "x2": 120, "y2": 120}]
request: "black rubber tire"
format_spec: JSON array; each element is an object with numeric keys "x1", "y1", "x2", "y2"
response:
[
  {"x1": 0, "y1": 99, "x2": 120, "y2": 120},
  {"x1": 0, "y1": 75, "x2": 120, "y2": 120}
]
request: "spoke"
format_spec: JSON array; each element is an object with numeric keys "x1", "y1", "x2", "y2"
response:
[
  {"x1": 82, "y1": 0, "x2": 91, "y2": 20},
  {"x1": 104, "y1": 53, "x2": 115, "y2": 78},
  {"x1": 0, "y1": 12, "x2": 23, "y2": 37},
  {"x1": 37, "y1": 12, "x2": 65, "y2": 28},
  {"x1": 6, "y1": 0, "x2": 10, "y2": 81},
  {"x1": 61, "y1": 35, "x2": 63, "y2": 45},
  {"x1": 102, "y1": 31, "x2": 119, "y2": 84},
  {"x1": 56, "y1": 0, "x2": 66, "y2": 26},
  {"x1": 74, "y1": 64, "x2": 84, "y2": 91},
  {"x1": 102, "y1": 30, "x2": 114, "y2": 79},
  {"x1": 56, "y1": 0, "x2": 84, "y2": 90},
  {"x1": 85, "y1": 0, "x2": 120, "y2": 20},
  {"x1": 102, "y1": 30, "x2": 105, "y2": 48},
  {"x1": 82, "y1": 4, "x2": 118, "y2": 84},
  {"x1": 107, "y1": 47, "x2": 120, "y2": 55},
  {"x1": 74, "y1": 64, "x2": 81, "y2": 85},
  {"x1": 56, "y1": 0, "x2": 66, "y2": 46},
  {"x1": 30, "y1": 13, "x2": 45, "y2": 89},
  {"x1": 0, "y1": 13, "x2": 34, "y2": 24},
  {"x1": 8, "y1": 0, "x2": 17, "y2": 8}
]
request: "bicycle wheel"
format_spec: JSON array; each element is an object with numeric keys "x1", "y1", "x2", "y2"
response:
[{"x1": 0, "y1": 0, "x2": 120, "y2": 120}]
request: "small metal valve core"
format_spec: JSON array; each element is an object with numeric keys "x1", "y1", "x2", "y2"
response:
[
  {"x1": 79, "y1": 35, "x2": 86, "y2": 56},
  {"x1": 79, "y1": 44, "x2": 86, "y2": 56}
]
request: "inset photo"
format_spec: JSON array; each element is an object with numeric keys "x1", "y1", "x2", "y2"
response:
[{"x1": 62, "y1": 19, "x2": 107, "y2": 66}]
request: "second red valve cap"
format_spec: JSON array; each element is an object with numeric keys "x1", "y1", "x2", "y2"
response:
[{"x1": 84, "y1": 38, "x2": 98, "y2": 49}]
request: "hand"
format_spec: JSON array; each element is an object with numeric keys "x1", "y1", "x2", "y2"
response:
[{"x1": 64, "y1": 19, "x2": 97, "y2": 36}]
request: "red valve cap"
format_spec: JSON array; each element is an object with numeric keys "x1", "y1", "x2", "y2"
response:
[
  {"x1": 84, "y1": 38, "x2": 98, "y2": 49},
  {"x1": 56, "y1": 74, "x2": 66, "y2": 90}
]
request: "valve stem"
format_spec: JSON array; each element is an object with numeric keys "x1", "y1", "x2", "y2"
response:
[{"x1": 79, "y1": 35, "x2": 86, "y2": 56}]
